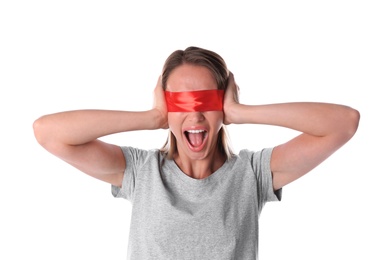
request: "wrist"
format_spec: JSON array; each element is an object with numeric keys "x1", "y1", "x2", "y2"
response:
[
  {"x1": 224, "y1": 103, "x2": 243, "y2": 125},
  {"x1": 149, "y1": 109, "x2": 168, "y2": 130}
]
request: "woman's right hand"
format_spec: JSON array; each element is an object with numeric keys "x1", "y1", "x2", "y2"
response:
[{"x1": 153, "y1": 75, "x2": 168, "y2": 129}]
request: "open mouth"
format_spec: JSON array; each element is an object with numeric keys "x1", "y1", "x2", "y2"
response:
[{"x1": 184, "y1": 129, "x2": 208, "y2": 150}]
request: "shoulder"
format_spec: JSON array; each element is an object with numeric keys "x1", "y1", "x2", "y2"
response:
[
  {"x1": 235, "y1": 148, "x2": 274, "y2": 179},
  {"x1": 237, "y1": 148, "x2": 273, "y2": 162},
  {"x1": 120, "y1": 146, "x2": 163, "y2": 168},
  {"x1": 120, "y1": 146, "x2": 160, "y2": 156}
]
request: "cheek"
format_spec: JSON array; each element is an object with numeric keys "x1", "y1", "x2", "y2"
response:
[
  {"x1": 205, "y1": 111, "x2": 224, "y2": 127},
  {"x1": 167, "y1": 113, "x2": 182, "y2": 135},
  {"x1": 167, "y1": 113, "x2": 178, "y2": 126}
]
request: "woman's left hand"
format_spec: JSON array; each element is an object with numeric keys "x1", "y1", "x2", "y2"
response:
[{"x1": 223, "y1": 72, "x2": 240, "y2": 125}]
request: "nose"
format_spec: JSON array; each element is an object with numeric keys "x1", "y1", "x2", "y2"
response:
[{"x1": 187, "y1": 111, "x2": 205, "y2": 122}]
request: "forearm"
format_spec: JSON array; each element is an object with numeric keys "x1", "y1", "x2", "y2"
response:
[
  {"x1": 33, "y1": 109, "x2": 163, "y2": 146},
  {"x1": 228, "y1": 102, "x2": 359, "y2": 138}
]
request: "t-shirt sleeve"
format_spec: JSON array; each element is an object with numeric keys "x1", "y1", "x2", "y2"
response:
[
  {"x1": 252, "y1": 148, "x2": 282, "y2": 207},
  {"x1": 111, "y1": 146, "x2": 148, "y2": 201}
]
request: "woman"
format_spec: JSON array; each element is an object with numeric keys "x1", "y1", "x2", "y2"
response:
[{"x1": 33, "y1": 46, "x2": 360, "y2": 259}]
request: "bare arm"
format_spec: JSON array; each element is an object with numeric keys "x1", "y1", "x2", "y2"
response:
[
  {"x1": 224, "y1": 73, "x2": 360, "y2": 190},
  {"x1": 33, "y1": 78, "x2": 167, "y2": 186}
]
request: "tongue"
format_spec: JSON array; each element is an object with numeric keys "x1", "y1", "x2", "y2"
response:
[{"x1": 188, "y1": 132, "x2": 204, "y2": 147}]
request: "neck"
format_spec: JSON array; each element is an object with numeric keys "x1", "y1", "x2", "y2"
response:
[{"x1": 173, "y1": 150, "x2": 226, "y2": 179}]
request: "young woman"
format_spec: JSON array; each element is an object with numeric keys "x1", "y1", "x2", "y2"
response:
[{"x1": 33, "y1": 46, "x2": 360, "y2": 259}]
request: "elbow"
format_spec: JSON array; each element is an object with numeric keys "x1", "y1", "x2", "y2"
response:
[
  {"x1": 342, "y1": 107, "x2": 360, "y2": 141},
  {"x1": 33, "y1": 116, "x2": 50, "y2": 147}
]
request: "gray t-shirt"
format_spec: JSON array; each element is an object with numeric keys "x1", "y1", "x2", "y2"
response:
[{"x1": 112, "y1": 147, "x2": 281, "y2": 260}]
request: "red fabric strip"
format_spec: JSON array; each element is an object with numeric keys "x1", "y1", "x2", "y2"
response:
[{"x1": 165, "y1": 89, "x2": 224, "y2": 112}]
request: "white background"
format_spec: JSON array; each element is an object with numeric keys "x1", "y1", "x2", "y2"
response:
[{"x1": 1, "y1": 1, "x2": 389, "y2": 259}]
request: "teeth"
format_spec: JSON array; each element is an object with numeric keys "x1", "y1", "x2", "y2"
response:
[{"x1": 186, "y1": 130, "x2": 205, "y2": 134}]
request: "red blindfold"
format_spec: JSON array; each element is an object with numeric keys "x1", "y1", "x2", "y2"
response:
[{"x1": 165, "y1": 89, "x2": 224, "y2": 112}]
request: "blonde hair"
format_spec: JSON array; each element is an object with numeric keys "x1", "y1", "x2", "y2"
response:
[{"x1": 160, "y1": 46, "x2": 234, "y2": 159}]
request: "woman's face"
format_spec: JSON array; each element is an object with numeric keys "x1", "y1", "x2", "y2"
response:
[{"x1": 166, "y1": 64, "x2": 223, "y2": 161}]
